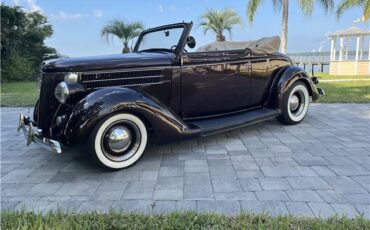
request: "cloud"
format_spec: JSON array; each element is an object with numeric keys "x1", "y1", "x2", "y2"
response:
[
  {"x1": 51, "y1": 11, "x2": 89, "y2": 21},
  {"x1": 12, "y1": 0, "x2": 43, "y2": 13},
  {"x1": 92, "y1": 9, "x2": 103, "y2": 18},
  {"x1": 26, "y1": 0, "x2": 42, "y2": 12},
  {"x1": 157, "y1": 4, "x2": 176, "y2": 13},
  {"x1": 51, "y1": 9, "x2": 103, "y2": 21}
]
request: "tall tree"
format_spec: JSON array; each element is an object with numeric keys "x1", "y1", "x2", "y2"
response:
[
  {"x1": 1, "y1": 4, "x2": 56, "y2": 81},
  {"x1": 247, "y1": 0, "x2": 334, "y2": 53},
  {"x1": 336, "y1": 0, "x2": 369, "y2": 21},
  {"x1": 199, "y1": 8, "x2": 243, "y2": 42},
  {"x1": 101, "y1": 20, "x2": 144, "y2": 53}
]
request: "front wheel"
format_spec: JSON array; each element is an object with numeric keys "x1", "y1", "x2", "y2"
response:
[
  {"x1": 89, "y1": 113, "x2": 148, "y2": 170},
  {"x1": 277, "y1": 81, "x2": 310, "y2": 125}
]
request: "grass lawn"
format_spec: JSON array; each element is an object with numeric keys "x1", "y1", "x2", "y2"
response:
[
  {"x1": 1, "y1": 81, "x2": 38, "y2": 107},
  {"x1": 317, "y1": 80, "x2": 370, "y2": 103},
  {"x1": 316, "y1": 73, "x2": 370, "y2": 80},
  {"x1": 1, "y1": 211, "x2": 369, "y2": 229}
]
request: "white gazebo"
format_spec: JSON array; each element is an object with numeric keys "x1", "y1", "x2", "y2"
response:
[{"x1": 328, "y1": 26, "x2": 370, "y2": 75}]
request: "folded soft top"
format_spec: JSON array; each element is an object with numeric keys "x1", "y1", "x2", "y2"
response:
[{"x1": 196, "y1": 36, "x2": 281, "y2": 55}]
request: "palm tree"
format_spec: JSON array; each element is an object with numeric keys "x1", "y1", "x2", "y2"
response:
[
  {"x1": 101, "y1": 20, "x2": 144, "y2": 53},
  {"x1": 336, "y1": 0, "x2": 369, "y2": 21},
  {"x1": 247, "y1": 0, "x2": 334, "y2": 53},
  {"x1": 199, "y1": 8, "x2": 243, "y2": 42}
]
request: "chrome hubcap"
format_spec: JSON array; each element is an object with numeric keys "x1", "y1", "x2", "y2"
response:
[
  {"x1": 107, "y1": 126, "x2": 132, "y2": 153},
  {"x1": 288, "y1": 89, "x2": 306, "y2": 118},
  {"x1": 102, "y1": 121, "x2": 141, "y2": 162},
  {"x1": 289, "y1": 94, "x2": 300, "y2": 111}
]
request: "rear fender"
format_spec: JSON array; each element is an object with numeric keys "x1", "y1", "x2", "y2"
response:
[
  {"x1": 63, "y1": 88, "x2": 199, "y2": 145},
  {"x1": 266, "y1": 65, "x2": 320, "y2": 111}
]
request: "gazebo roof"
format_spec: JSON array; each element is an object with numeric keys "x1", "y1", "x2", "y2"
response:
[{"x1": 328, "y1": 26, "x2": 370, "y2": 38}]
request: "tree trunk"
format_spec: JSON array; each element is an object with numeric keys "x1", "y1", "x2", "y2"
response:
[
  {"x1": 122, "y1": 43, "x2": 130, "y2": 53},
  {"x1": 281, "y1": 0, "x2": 289, "y2": 54},
  {"x1": 216, "y1": 32, "x2": 226, "y2": 42}
]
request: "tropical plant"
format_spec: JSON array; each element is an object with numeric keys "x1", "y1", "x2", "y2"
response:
[
  {"x1": 1, "y1": 4, "x2": 56, "y2": 81},
  {"x1": 101, "y1": 20, "x2": 144, "y2": 53},
  {"x1": 199, "y1": 8, "x2": 243, "y2": 42},
  {"x1": 246, "y1": 0, "x2": 334, "y2": 53},
  {"x1": 336, "y1": 0, "x2": 369, "y2": 21}
]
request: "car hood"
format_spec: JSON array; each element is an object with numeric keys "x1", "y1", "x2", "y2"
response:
[{"x1": 43, "y1": 52, "x2": 175, "y2": 72}]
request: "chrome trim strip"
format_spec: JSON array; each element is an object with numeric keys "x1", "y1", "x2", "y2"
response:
[
  {"x1": 182, "y1": 59, "x2": 263, "y2": 68},
  {"x1": 81, "y1": 75, "x2": 164, "y2": 83},
  {"x1": 42, "y1": 72, "x2": 82, "y2": 81},
  {"x1": 84, "y1": 81, "x2": 169, "y2": 89},
  {"x1": 81, "y1": 66, "x2": 172, "y2": 74},
  {"x1": 42, "y1": 67, "x2": 171, "y2": 75}
]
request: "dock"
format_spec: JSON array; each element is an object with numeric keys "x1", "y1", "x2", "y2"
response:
[{"x1": 289, "y1": 54, "x2": 330, "y2": 73}]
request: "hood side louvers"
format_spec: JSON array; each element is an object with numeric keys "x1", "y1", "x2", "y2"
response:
[{"x1": 80, "y1": 69, "x2": 164, "y2": 89}]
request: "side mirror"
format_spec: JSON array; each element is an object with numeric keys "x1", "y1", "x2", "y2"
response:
[{"x1": 187, "y1": 36, "x2": 196, "y2": 49}]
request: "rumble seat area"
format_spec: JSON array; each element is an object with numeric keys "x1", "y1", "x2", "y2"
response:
[{"x1": 196, "y1": 36, "x2": 281, "y2": 55}]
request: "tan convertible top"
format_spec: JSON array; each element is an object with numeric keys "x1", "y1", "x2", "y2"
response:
[{"x1": 196, "y1": 36, "x2": 281, "y2": 55}]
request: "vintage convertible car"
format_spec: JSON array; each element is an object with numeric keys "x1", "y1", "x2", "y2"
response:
[{"x1": 18, "y1": 22, "x2": 324, "y2": 170}]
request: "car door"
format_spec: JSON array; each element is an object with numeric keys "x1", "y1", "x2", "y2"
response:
[{"x1": 180, "y1": 51, "x2": 252, "y2": 119}]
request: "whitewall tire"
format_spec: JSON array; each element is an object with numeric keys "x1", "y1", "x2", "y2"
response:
[
  {"x1": 89, "y1": 113, "x2": 147, "y2": 170},
  {"x1": 277, "y1": 81, "x2": 310, "y2": 125}
]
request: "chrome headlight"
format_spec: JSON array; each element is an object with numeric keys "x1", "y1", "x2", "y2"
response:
[
  {"x1": 65, "y1": 72, "x2": 79, "y2": 83},
  {"x1": 54, "y1": 82, "x2": 69, "y2": 104}
]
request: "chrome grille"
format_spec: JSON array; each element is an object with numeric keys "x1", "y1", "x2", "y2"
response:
[
  {"x1": 38, "y1": 72, "x2": 65, "y2": 138},
  {"x1": 80, "y1": 70, "x2": 164, "y2": 89}
]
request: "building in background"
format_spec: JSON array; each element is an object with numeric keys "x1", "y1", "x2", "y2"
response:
[{"x1": 328, "y1": 26, "x2": 370, "y2": 75}]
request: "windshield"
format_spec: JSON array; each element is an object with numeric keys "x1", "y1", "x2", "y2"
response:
[{"x1": 136, "y1": 27, "x2": 185, "y2": 52}]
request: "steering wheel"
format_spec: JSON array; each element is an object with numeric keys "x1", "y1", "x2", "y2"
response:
[{"x1": 170, "y1": 45, "x2": 188, "y2": 53}]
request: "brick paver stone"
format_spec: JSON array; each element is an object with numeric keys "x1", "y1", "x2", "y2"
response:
[{"x1": 1, "y1": 104, "x2": 369, "y2": 218}]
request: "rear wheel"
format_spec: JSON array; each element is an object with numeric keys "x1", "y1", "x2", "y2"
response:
[
  {"x1": 277, "y1": 81, "x2": 310, "y2": 125},
  {"x1": 89, "y1": 113, "x2": 147, "y2": 170}
]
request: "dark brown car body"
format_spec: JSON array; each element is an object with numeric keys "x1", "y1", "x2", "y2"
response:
[{"x1": 31, "y1": 22, "x2": 321, "y2": 149}]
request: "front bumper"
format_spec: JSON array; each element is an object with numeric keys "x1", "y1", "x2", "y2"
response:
[{"x1": 17, "y1": 113, "x2": 62, "y2": 154}]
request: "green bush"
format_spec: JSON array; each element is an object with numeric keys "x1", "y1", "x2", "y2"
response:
[
  {"x1": 1, "y1": 4, "x2": 56, "y2": 82},
  {"x1": 2, "y1": 53, "x2": 35, "y2": 81}
]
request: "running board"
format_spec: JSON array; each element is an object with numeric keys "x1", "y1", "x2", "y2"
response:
[{"x1": 190, "y1": 108, "x2": 279, "y2": 136}]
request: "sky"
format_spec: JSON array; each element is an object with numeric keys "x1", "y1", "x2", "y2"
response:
[{"x1": 5, "y1": 0, "x2": 370, "y2": 57}]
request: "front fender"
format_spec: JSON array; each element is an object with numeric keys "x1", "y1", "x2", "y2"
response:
[
  {"x1": 267, "y1": 65, "x2": 320, "y2": 110},
  {"x1": 63, "y1": 87, "x2": 199, "y2": 145}
]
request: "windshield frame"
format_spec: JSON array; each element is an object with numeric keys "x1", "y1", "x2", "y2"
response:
[{"x1": 133, "y1": 22, "x2": 192, "y2": 60}]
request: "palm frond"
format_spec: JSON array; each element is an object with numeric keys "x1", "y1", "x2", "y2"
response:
[
  {"x1": 336, "y1": 0, "x2": 368, "y2": 20},
  {"x1": 364, "y1": 0, "x2": 370, "y2": 20},
  {"x1": 337, "y1": 0, "x2": 360, "y2": 17},
  {"x1": 272, "y1": 0, "x2": 283, "y2": 12},
  {"x1": 298, "y1": 0, "x2": 315, "y2": 16},
  {"x1": 246, "y1": 0, "x2": 262, "y2": 24},
  {"x1": 199, "y1": 8, "x2": 242, "y2": 40},
  {"x1": 298, "y1": 0, "x2": 334, "y2": 16},
  {"x1": 101, "y1": 20, "x2": 144, "y2": 44},
  {"x1": 317, "y1": 0, "x2": 335, "y2": 13},
  {"x1": 224, "y1": 26, "x2": 233, "y2": 39}
]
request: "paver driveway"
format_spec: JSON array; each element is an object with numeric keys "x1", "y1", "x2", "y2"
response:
[{"x1": 1, "y1": 104, "x2": 369, "y2": 218}]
